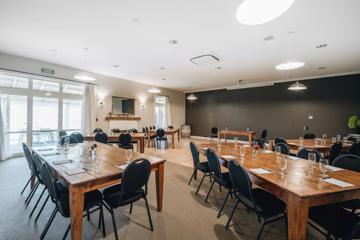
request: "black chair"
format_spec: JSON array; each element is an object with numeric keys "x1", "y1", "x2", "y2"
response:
[
  {"x1": 69, "y1": 132, "x2": 84, "y2": 144},
  {"x1": 118, "y1": 133, "x2": 134, "y2": 150},
  {"x1": 38, "y1": 158, "x2": 105, "y2": 240},
  {"x1": 274, "y1": 137, "x2": 287, "y2": 145},
  {"x1": 103, "y1": 158, "x2": 153, "y2": 240},
  {"x1": 145, "y1": 127, "x2": 156, "y2": 147},
  {"x1": 93, "y1": 128, "x2": 103, "y2": 133},
  {"x1": 275, "y1": 142, "x2": 290, "y2": 155},
  {"x1": 59, "y1": 130, "x2": 67, "y2": 138},
  {"x1": 149, "y1": 126, "x2": 153, "y2": 130},
  {"x1": 303, "y1": 133, "x2": 316, "y2": 139},
  {"x1": 308, "y1": 204, "x2": 360, "y2": 240},
  {"x1": 297, "y1": 148, "x2": 321, "y2": 161},
  {"x1": 252, "y1": 139, "x2": 266, "y2": 149},
  {"x1": 111, "y1": 128, "x2": 121, "y2": 134},
  {"x1": 226, "y1": 160, "x2": 287, "y2": 240},
  {"x1": 156, "y1": 128, "x2": 168, "y2": 149},
  {"x1": 260, "y1": 129, "x2": 268, "y2": 140},
  {"x1": 210, "y1": 127, "x2": 218, "y2": 143},
  {"x1": 168, "y1": 125, "x2": 174, "y2": 129},
  {"x1": 153, "y1": 125, "x2": 156, "y2": 129},
  {"x1": 205, "y1": 148, "x2": 234, "y2": 218},
  {"x1": 188, "y1": 142, "x2": 211, "y2": 195},
  {"x1": 349, "y1": 141, "x2": 360, "y2": 156},
  {"x1": 21, "y1": 143, "x2": 37, "y2": 196},
  {"x1": 95, "y1": 132, "x2": 108, "y2": 144},
  {"x1": 328, "y1": 141, "x2": 342, "y2": 165}
]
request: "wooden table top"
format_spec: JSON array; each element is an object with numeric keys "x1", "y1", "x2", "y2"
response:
[
  {"x1": 218, "y1": 130, "x2": 256, "y2": 135},
  {"x1": 149, "y1": 128, "x2": 179, "y2": 134},
  {"x1": 85, "y1": 132, "x2": 145, "y2": 138},
  {"x1": 198, "y1": 143, "x2": 360, "y2": 199},
  {"x1": 36, "y1": 142, "x2": 165, "y2": 187},
  {"x1": 285, "y1": 139, "x2": 352, "y2": 150}
]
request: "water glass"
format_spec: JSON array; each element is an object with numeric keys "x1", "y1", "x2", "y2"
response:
[
  {"x1": 125, "y1": 149, "x2": 133, "y2": 164},
  {"x1": 319, "y1": 158, "x2": 329, "y2": 179},
  {"x1": 308, "y1": 152, "x2": 317, "y2": 174},
  {"x1": 240, "y1": 146, "x2": 245, "y2": 158},
  {"x1": 275, "y1": 146, "x2": 282, "y2": 156},
  {"x1": 217, "y1": 140, "x2": 222, "y2": 150},
  {"x1": 234, "y1": 137, "x2": 239, "y2": 146},
  {"x1": 63, "y1": 136, "x2": 70, "y2": 155},
  {"x1": 299, "y1": 136, "x2": 304, "y2": 146},
  {"x1": 246, "y1": 128, "x2": 250, "y2": 132},
  {"x1": 337, "y1": 135, "x2": 342, "y2": 141},
  {"x1": 331, "y1": 137, "x2": 337, "y2": 144},
  {"x1": 277, "y1": 156, "x2": 287, "y2": 175},
  {"x1": 322, "y1": 133, "x2": 327, "y2": 139}
]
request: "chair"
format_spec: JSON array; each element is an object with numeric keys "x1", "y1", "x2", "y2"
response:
[
  {"x1": 188, "y1": 142, "x2": 211, "y2": 195},
  {"x1": 205, "y1": 148, "x2": 234, "y2": 218},
  {"x1": 118, "y1": 133, "x2": 134, "y2": 150},
  {"x1": 103, "y1": 158, "x2": 153, "y2": 240},
  {"x1": 252, "y1": 139, "x2": 266, "y2": 149},
  {"x1": 111, "y1": 128, "x2": 121, "y2": 134},
  {"x1": 93, "y1": 128, "x2": 103, "y2": 133},
  {"x1": 38, "y1": 158, "x2": 105, "y2": 240},
  {"x1": 59, "y1": 130, "x2": 67, "y2": 138},
  {"x1": 328, "y1": 141, "x2": 342, "y2": 165},
  {"x1": 308, "y1": 204, "x2": 360, "y2": 240},
  {"x1": 149, "y1": 126, "x2": 153, "y2": 130},
  {"x1": 349, "y1": 142, "x2": 360, "y2": 156},
  {"x1": 69, "y1": 132, "x2": 84, "y2": 144},
  {"x1": 153, "y1": 125, "x2": 156, "y2": 129},
  {"x1": 168, "y1": 125, "x2": 174, "y2": 129},
  {"x1": 226, "y1": 160, "x2": 287, "y2": 240},
  {"x1": 156, "y1": 128, "x2": 168, "y2": 149},
  {"x1": 303, "y1": 133, "x2": 316, "y2": 139},
  {"x1": 275, "y1": 142, "x2": 290, "y2": 155},
  {"x1": 274, "y1": 137, "x2": 287, "y2": 145},
  {"x1": 297, "y1": 148, "x2": 321, "y2": 161},
  {"x1": 210, "y1": 127, "x2": 218, "y2": 143},
  {"x1": 95, "y1": 132, "x2": 108, "y2": 144},
  {"x1": 21, "y1": 143, "x2": 37, "y2": 196},
  {"x1": 145, "y1": 127, "x2": 156, "y2": 147},
  {"x1": 260, "y1": 129, "x2": 268, "y2": 140}
]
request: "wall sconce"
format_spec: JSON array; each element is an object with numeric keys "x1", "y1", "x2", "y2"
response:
[
  {"x1": 97, "y1": 95, "x2": 104, "y2": 108},
  {"x1": 140, "y1": 103, "x2": 145, "y2": 110}
]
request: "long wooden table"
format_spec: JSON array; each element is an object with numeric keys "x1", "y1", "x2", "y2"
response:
[
  {"x1": 218, "y1": 130, "x2": 256, "y2": 144},
  {"x1": 149, "y1": 128, "x2": 180, "y2": 149},
  {"x1": 36, "y1": 142, "x2": 165, "y2": 240},
  {"x1": 84, "y1": 133, "x2": 145, "y2": 153},
  {"x1": 197, "y1": 143, "x2": 360, "y2": 240}
]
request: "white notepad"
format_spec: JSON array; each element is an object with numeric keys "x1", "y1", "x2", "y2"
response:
[
  {"x1": 249, "y1": 168, "x2": 272, "y2": 174},
  {"x1": 323, "y1": 178, "x2": 354, "y2": 187},
  {"x1": 287, "y1": 156, "x2": 302, "y2": 161},
  {"x1": 52, "y1": 159, "x2": 73, "y2": 165},
  {"x1": 65, "y1": 167, "x2": 86, "y2": 176},
  {"x1": 117, "y1": 164, "x2": 129, "y2": 170},
  {"x1": 327, "y1": 166, "x2": 343, "y2": 172},
  {"x1": 221, "y1": 155, "x2": 235, "y2": 159}
]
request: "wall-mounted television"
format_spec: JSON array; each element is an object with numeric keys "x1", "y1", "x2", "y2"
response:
[{"x1": 112, "y1": 96, "x2": 135, "y2": 115}]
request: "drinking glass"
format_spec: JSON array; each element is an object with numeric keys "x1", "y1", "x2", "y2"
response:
[
  {"x1": 307, "y1": 152, "x2": 317, "y2": 174},
  {"x1": 322, "y1": 133, "x2": 327, "y2": 139},
  {"x1": 217, "y1": 140, "x2": 222, "y2": 150},
  {"x1": 63, "y1": 136, "x2": 70, "y2": 155},
  {"x1": 234, "y1": 137, "x2": 239, "y2": 146},
  {"x1": 125, "y1": 149, "x2": 133, "y2": 164},
  {"x1": 277, "y1": 156, "x2": 287, "y2": 175},
  {"x1": 331, "y1": 137, "x2": 337, "y2": 144},
  {"x1": 246, "y1": 128, "x2": 250, "y2": 132},
  {"x1": 319, "y1": 158, "x2": 329, "y2": 179},
  {"x1": 240, "y1": 146, "x2": 245, "y2": 159},
  {"x1": 299, "y1": 136, "x2": 304, "y2": 146},
  {"x1": 337, "y1": 134, "x2": 342, "y2": 141},
  {"x1": 275, "y1": 146, "x2": 282, "y2": 156}
]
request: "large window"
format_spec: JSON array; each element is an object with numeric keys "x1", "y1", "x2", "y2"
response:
[{"x1": 0, "y1": 72, "x2": 85, "y2": 157}]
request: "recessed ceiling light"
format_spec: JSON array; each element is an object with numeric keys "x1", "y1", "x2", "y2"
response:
[
  {"x1": 159, "y1": 67, "x2": 165, "y2": 70},
  {"x1": 318, "y1": 66, "x2": 327, "y2": 70},
  {"x1": 148, "y1": 88, "x2": 161, "y2": 94},
  {"x1": 169, "y1": 40, "x2": 178, "y2": 45},
  {"x1": 162, "y1": 78, "x2": 167, "y2": 81},
  {"x1": 216, "y1": 66, "x2": 222, "y2": 70},
  {"x1": 288, "y1": 31, "x2": 295, "y2": 35},
  {"x1": 236, "y1": 0, "x2": 295, "y2": 25},
  {"x1": 275, "y1": 61, "x2": 305, "y2": 70},
  {"x1": 316, "y1": 43, "x2": 328, "y2": 49},
  {"x1": 49, "y1": 49, "x2": 58, "y2": 53},
  {"x1": 74, "y1": 72, "x2": 96, "y2": 81},
  {"x1": 113, "y1": 65, "x2": 119, "y2": 68},
  {"x1": 131, "y1": 18, "x2": 140, "y2": 23},
  {"x1": 263, "y1": 36, "x2": 274, "y2": 41}
]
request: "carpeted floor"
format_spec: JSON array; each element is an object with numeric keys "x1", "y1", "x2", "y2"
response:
[{"x1": 0, "y1": 138, "x2": 323, "y2": 239}]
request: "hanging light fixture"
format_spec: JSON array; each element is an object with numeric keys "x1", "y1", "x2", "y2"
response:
[
  {"x1": 148, "y1": 87, "x2": 161, "y2": 94},
  {"x1": 186, "y1": 93, "x2": 198, "y2": 101},
  {"x1": 74, "y1": 48, "x2": 96, "y2": 81},
  {"x1": 288, "y1": 81, "x2": 307, "y2": 91}
]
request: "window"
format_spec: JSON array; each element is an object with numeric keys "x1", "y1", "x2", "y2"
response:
[
  {"x1": 155, "y1": 96, "x2": 166, "y2": 128},
  {"x1": 63, "y1": 99, "x2": 82, "y2": 131},
  {"x1": 33, "y1": 79, "x2": 60, "y2": 92},
  {"x1": 63, "y1": 83, "x2": 84, "y2": 95},
  {"x1": 0, "y1": 74, "x2": 28, "y2": 89}
]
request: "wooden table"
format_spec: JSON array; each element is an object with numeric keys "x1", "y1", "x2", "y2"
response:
[
  {"x1": 197, "y1": 143, "x2": 360, "y2": 240},
  {"x1": 149, "y1": 128, "x2": 180, "y2": 149},
  {"x1": 218, "y1": 130, "x2": 256, "y2": 144},
  {"x1": 84, "y1": 133, "x2": 146, "y2": 153},
  {"x1": 37, "y1": 142, "x2": 165, "y2": 240}
]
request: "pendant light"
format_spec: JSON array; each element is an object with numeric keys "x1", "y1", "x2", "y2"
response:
[
  {"x1": 288, "y1": 81, "x2": 307, "y2": 91},
  {"x1": 186, "y1": 85, "x2": 198, "y2": 101},
  {"x1": 74, "y1": 48, "x2": 96, "y2": 81}
]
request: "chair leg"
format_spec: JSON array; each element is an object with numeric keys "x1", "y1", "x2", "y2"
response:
[
  {"x1": 20, "y1": 176, "x2": 32, "y2": 195},
  {"x1": 205, "y1": 180, "x2": 215, "y2": 202},
  {"x1": 130, "y1": 203, "x2": 133, "y2": 214},
  {"x1": 25, "y1": 181, "x2": 39, "y2": 205},
  {"x1": 86, "y1": 209, "x2": 90, "y2": 221},
  {"x1": 35, "y1": 194, "x2": 50, "y2": 222},
  {"x1": 109, "y1": 208, "x2": 119, "y2": 240},
  {"x1": 62, "y1": 224, "x2": 70, "y2": 240},
  {"x1": 225, "y1": 199, "x2": 240, "y2": 229},
  {"x1": 195, "y1": 172, "x2": 207, "y2": 195},
  {"x1": 217, "y1": 189, "x2": 231, "y2": 218},
  {"x1": 29, "y1": 186, "x2": 46, "y2": 217},
  {"x1": 144, "y1": 197, "x2": 154, "y2": 231},
  {"x1": 101, "y1": 205, "x2": 106, "y2": 237},
  {"x1": 40, "y1": 207, "x2": 57, "y2": 240},
  {"x1": 256, "y1": 218, "x2": 267, "y2": 240},
  {"x1": 188, "y1": 169, "x2": 197, "y2": 185},
  {"x1": 219, "y1": 184, "x2": 222, "y2": 192},
  {"x1": 284, "y1": 213, "x2": 288, "y2": 239}
]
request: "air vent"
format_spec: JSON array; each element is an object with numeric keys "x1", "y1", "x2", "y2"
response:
[{"x1": 190, "y1": 54, "x2": 220, "y2": 66}]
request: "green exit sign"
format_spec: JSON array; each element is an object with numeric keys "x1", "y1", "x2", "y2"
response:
[{"x1": 41, "y1": 67, "x2": 55, "y2": 75}]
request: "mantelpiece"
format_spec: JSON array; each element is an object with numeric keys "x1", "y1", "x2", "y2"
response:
[{"x1": 105, "y1": 116, "x2": 141, "y2": 121}]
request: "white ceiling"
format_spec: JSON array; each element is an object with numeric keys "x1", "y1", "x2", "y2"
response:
[{"x1": 0, "y1": 0, "x2": 360, "y2": 92}]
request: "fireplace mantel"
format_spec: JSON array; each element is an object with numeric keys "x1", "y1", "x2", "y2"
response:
[{"x1": 105, "y1": 116, "x2": 141, "y2": 121}]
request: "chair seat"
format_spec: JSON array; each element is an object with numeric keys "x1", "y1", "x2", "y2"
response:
[
  {"x1": 337, "y1": 199, "x2": 360, "y2": 211},
  {"x1": 251, "y1": 188, "x2": 286, "y2": 217},
  {"x1": 214, "y1": 172, "x2": 233, "y2": 189},
  {"x1": 197, "y1": 161, "x2": 210, "y2": 173},
  {"x1": 103, "y1": 183, "x2": 145, "y2": 208},
  {"x1": 119, "y1": 144, "x2": 133, "y2": 150},
  {"x1": 156, "y1": 136, "x2": 167, "y2": 141},
  {"x1": 309, "y1": 205, "x2": 360, "y2": 239}
]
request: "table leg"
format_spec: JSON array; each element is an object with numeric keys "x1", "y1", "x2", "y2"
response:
[
  {"x1": 177, "y1": 130, "x2": 180, "y2": 141},
  {"x1": 287, "y1": 194, "x2": 309, "y2": 240},
  {"x1": 155, "y1": 163, "x2": 165, "y2": 212},
  {"x1": 69, "y1": 185, "x2": 84, "y2": 240},
  {"x1": 147, "y1": 134, "x2": 151, "y2": 148},
  {"x1": 139, "y1": 137, "x2": 145, "y2": 153},
  {"x1": 172, "y1": 133, "x2": 175, "y2": 149}
]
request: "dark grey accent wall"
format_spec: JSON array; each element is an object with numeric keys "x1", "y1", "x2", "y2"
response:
[{"x1": 185, "y1": 74, "x2": 360, "y2": 140}]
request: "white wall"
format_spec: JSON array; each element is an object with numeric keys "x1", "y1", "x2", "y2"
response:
[{"x1": 0, "y1": 52, "x2": 185, "y2": 132}]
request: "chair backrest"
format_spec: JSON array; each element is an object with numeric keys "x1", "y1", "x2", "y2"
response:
[
  {"x1": 328, "y1": 141, "x2": 343, "y2": 164},
  {"x1": 130, "y1": 128, "x2": 138, "y2": 133},
  {"x1": 274, "y1": 137, "x2": 287, "y2": 145},
  {"x1": 149, "y1": 126, "x2": 153, "y2": 130},
  {"x1": 95, "y1": 132, "x2": 108, "y2": 144},
  {"x1": 37, "y1": 158, "x2": 58, "y2": 203},
  {"x1": 349, "y1": 142, "x2": 360, "y2": 156},
  {"x1": 275, "y1": 142, "x2": 290, "y2": 155},
  {"x1": 93, "y1": 128, "x2": 103, "y2": 133},
  {"x1": 304, "y1": 133, "x2": 316, "y2": 139},
  {"x1": 111, "y1": 128, "x2": 121, "y2": 133},
  {"x1": 211, "y1": 127, "x2": 218, "y2": 135},
  {"x1": 142, "y1": 127, "x2": 146, "y2": 133},
  {"x1": 31, "y1": 150, "x2": 44, "y2": 182},
  {"x1": 189, "y1": 142, "x2": 201, "y2": 168},
  {"x1": 206, "y1": 148, "x2": 222, "y2": 179},
  {"x1": 168, "y1": 125, "x2": 174, "y2": 129},
  {"x1": 252, "y1": 139, "x2": 265, "y2": 149},
  {"x1": 119, "y1": 133, "x2": 132, "y2": 145},
  {"x1": 59, "y1": 130, "x2": 67, "y2": 138},
  {"x1": 333, "y1": 154, "x2": 360, "y2": 172},
  {"x1": 153, "y1": 125, "x2": 156, "y2": 129},
  {"x1": 297, "y1": 148, "x2": 321, "y2": 161},
  {"x1": 156, "y1": 128, "x2": 165, "y2": 138},
  {"x1": 22, "y1": 143, "x2": 37, "y2": 176},
  {"x1": 121, "y1": 158, "x2": 151, "y2": 194},
  {"x1": 70, "y1": 132, "x2": 84, "y2": 144},
  {"x1": 145, "y1": 127, "x2": 149, "y2": 134},
  {"x1": 260, "y1": 129, "x2": 268, "y2": 139},
  {"x1": 228, "y1": 160, "x2": 254, "y2": 205}
]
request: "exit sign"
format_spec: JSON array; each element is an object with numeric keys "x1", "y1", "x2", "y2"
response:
[{"x1": 41, "y1": 67, "x2": 55, "y2": 75}]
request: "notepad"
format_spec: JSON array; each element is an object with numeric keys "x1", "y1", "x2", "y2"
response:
[
  {"x1": 117, "y1": 164, "x2": 129, "y2": 170},
  {"x1": 287, "y1": 156, "x2": 302, "y2": 161},
  {"x1": 323, "y1": 178, "x2": 354, "y2": 188},
  {"x1": 65, "y1": 167, "x2": 86, "y2": 176},
  {"x1": 53, "y1": 159, "x2": 73, "y2": 165},
  {"x1": 37, "y1": 147, "x2": 55, "y2": 152},
  {"x1": 327, "y1": 166, "x2": 343, "y2": 172},
  {"x1": 261, "y1": 150, "x2": 273, "y2": 154},
  {"x1": 42, "y1": 152, "x2": 60, "y2": 156},
  {"x1": 221, "y1": 155, "x2": 236, "y2": 159},
  {"x1": 250, "y1": 168, "x2": 272, "y2": 174}
]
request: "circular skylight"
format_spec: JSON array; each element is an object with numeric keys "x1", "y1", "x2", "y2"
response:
[{"x1": 275, "y1": 62, "x2": 304, "y2": 70}]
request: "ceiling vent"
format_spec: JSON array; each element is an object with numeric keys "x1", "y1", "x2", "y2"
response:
[
  {"x1": 227, "y1": 80, "x2": 274, "y2": 90},
  {"x1": 190, "y1": 54, "x2": 220, "y2": 66}
]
